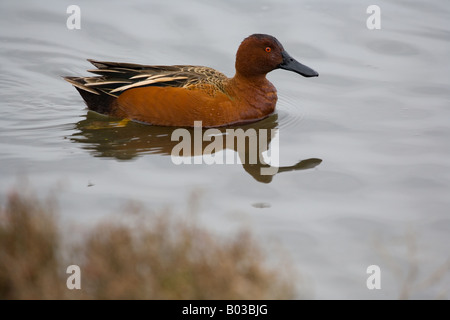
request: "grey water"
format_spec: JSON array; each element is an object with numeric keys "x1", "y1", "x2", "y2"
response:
[{"x1": 0, "y1": 0, "x2": 449, "y2": 299}]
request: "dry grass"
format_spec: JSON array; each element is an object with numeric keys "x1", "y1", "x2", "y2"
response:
[
  {"x1": 0, "y1": 190, "x2": 296, "y2": 300},
  {"x1": 375, "y1": 230, "x2": 450, "y2": 300},
  {"x1": 0, "y1": 190, "x2": 63, "y2": 299}
]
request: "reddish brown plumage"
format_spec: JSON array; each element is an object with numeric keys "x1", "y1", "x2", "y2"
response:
[{"x1": 65, "y1": 34, "x2": 318, "y2": 127}]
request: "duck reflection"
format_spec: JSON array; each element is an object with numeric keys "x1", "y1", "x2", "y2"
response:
[{"x1": 70, "y1": 112, "x2": 322, "y2": 183}]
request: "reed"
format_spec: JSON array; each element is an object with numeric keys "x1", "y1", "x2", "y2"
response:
[{"x1": 0, "y1": 190, "x2": 295, "y2": 300}]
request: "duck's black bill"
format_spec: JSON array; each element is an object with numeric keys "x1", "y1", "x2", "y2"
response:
[{"x1": 279, "y1": 51, "x2": 319, "y2": 77}]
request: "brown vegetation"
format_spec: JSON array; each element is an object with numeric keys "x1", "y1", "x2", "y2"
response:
[{"x1": 0, "y1": 190, "x2": 295, "y2": 300}]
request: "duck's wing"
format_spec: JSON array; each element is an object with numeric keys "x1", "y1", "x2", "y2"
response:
[{"x1": 64, "y1": 59, "x2": 228, "y2": 98}]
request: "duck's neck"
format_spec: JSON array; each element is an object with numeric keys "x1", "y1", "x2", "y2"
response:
[
  {"x1": 231, "y1": 72, "x2": 270, "y2": 89},
  {"x1": 228, "y1": 73, "x2": 278, "y2": 118}
]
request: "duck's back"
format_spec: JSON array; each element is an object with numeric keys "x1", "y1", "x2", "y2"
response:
[{"x1": 65, "y1": 60, "x2": 229, "y2": 98}]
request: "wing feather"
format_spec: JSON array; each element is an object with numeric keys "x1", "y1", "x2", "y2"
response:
[{"x1": 65, "y1": 59, "x2": 228, "y2": 97}]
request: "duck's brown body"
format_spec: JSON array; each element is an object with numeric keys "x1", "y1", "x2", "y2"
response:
[{"x1": 65, "y1": 34, "x2": 318, "y2": 127}]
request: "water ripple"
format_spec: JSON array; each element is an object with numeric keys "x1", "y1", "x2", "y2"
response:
[{"x1": 276, "y1": 94, "x2": 305, "y2": 130}]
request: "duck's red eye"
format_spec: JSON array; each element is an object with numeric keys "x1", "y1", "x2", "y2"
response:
[{"x1": 265, "y1": 47, "x2": 271, "y2": 53}]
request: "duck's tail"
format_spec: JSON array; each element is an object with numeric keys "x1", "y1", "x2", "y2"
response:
[
  {"x1": 65, "y1": 59, "x2": 192, "y2": 116},
  {"x1": 64, "y1": 76, "x2": 117, "y2": 115}
]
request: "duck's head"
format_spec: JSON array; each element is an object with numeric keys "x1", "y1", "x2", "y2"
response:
[{"x1": 235, "y1": 34, "x2": 319, "y2": 78}]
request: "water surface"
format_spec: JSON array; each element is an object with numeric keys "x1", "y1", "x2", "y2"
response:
[{"x1": 1, "y1": 0, "x2": 449, "y2": 299}]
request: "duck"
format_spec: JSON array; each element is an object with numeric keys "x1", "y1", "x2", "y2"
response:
[{"x1": 64, "y1": 34, "x2": 318, "y2": 127}]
